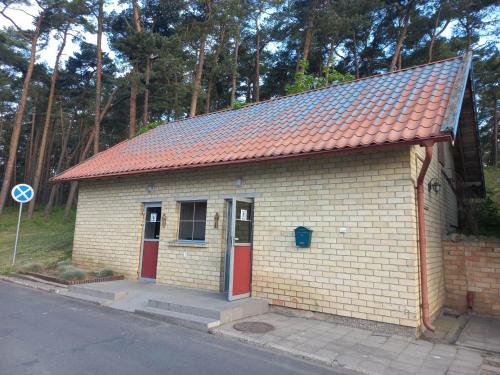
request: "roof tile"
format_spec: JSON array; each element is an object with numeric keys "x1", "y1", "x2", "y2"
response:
[{"x1": 52, "y1": 57, "x2": 464, "y2": 182}]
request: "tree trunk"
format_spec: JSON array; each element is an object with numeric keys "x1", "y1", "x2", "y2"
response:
[
  {"x1": 129, "y1": 0, "x2": 142, "y2": 136},
  {"x1": 297, "y1": 13, "x2": 314, "y2": 73},
  {"x1": 44, "y1": 106, "x2": 71, "y2": 216},
  {"x1": 93, "y1": 0, "x2": 103, "y2": 154},
  {"x1": 325, "y1": 42, "x2": 335, "y2": 83},
  {"x1": 0, "y1": 14, "x2": 44, "y2": 215},
  {"x1": 142, "y1": 57, "x2": 151, "y2": 125},
  {"x1": 230, "y1": 25, "x2": 240, "y2": 106},
  {"x1": 132, "y1": 0, "x2": 142, "y2": 32},
  {"x1": 493, "y1": 101, "x2": 499, "y2": 167},
  {"x1": 63, "y1": 129, "x2": 94, "y2": 220},
  {"x1": 254, "y1": 16, "x2": 260, "y2": 102},
  {"x1": 129, "y1": 65, "x2": 138, "y2": 138},
  {"x1": 189, "y1": 32, "x2": 207, "y2": 117},
  {"x1": 24, "y1": 102, "x2": 37, "y2": 184},
  {"x1": 28, "y1": 27, "x2": 68, "y2": 219},
  {"x1": 61, "y1": 86, "x2": 116, "y2": 220},
  {"x1": 0, "y1": 119, "x2": 4, "y2": 176},
  {"x1": 41, "y1": 120, "x2": 56, "y2": 203},
  {"x1": 428, "y1": 7, "x2": 450, "y2": 63},
  {"x1": 352, "y1": 33, "x2": 359, "y2": 79},
  {"x1": 389, "y1": 4, "x2": 412, "y2": 72},
  {"x1": 205, "y1": 26, "x2": 226, "y2": 113},
  {"x1": 246, "y1": 77, "x2": 251, "y2": 102}
]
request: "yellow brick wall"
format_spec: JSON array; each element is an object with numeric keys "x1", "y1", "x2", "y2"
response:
[
  {"x1": 410, "y1": 142, "x2": 458, "y2": 322},
  {"x1": 74, "y1": 147, "x2": 425, "y2": 327}
]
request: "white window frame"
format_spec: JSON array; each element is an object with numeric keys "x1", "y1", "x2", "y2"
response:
[{"x1": 177, "y1": 200, "x2": 207, "y2": 242}]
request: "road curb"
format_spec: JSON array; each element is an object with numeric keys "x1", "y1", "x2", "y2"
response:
[{"x1": 210, "y1": 328, "x2": 358, "y2": 374}]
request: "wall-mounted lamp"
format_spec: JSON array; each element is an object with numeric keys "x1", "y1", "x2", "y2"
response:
[
  {"x1": 146, "y1": 184, "x2": 155, "y2": 193},
  {"x1": 235, "y1": 176, "x2": 243, "y2": 188},
  {"x1": 428, "y1": 178, "x2": 441, "y2": 193}
]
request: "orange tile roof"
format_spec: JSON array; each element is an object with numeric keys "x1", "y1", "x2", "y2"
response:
[{"x1": 52, "y1": 56, "x2": 467, "y2": 182}]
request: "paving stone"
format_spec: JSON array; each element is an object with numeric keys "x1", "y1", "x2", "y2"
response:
[
  {"x1": 213, "y1": 313, "x2": 490, "y2": 375},
  {"x1": 430, "y1": 343, "x2": 458, "y2": 357},
  {"x1": 363, "y1": 334, "x2": 390, "y2": 347},
  {"x1": 270, "y1": 339, "x2": 301, "y2": 351},
  {"x1": 447, "y1": 370, "x2": 479, "y2": 375},
  {"x1": 415, "y1": 368, "x2": 446, "y2": 375},
  {"x1": 335, "y1": 350, "x2": 366, "y2": 368},
  {"x1": 384, "y1": 367, "x2": 414, "y2": 375},
  {"x1": 394, "y1": 352, "x2": 427, "y2": 366},
  {"x1": 480, "y1": 364, "x2": 500, "y2": 374},
  {"x1": 357, "y1": 359, "x2": 388, "y2": 375},
  {"x1": 315, "y1": 348, "x2": 340, "y2": 361},
  {"x1": 387, "y1": 360, "x2": 421, "y2": 374},
  {"x1": 450, "y1": 359, "x2": 483, "y2": 370}
]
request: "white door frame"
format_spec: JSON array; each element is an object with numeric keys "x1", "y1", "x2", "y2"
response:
[
  {"x1": 227, "y1": 197, "x2": 253, "y2": 301},
  {"x1": 138, "y1": 202, "x2": 161, "y2": 282}
]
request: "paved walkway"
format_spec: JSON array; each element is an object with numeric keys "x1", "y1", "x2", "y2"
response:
[
  {"x1": 214, "y1": 313, "x2": 500, "y2": 375},
  {"x1": 457, "y1": 316, "x2": 500, "y2": 354}
]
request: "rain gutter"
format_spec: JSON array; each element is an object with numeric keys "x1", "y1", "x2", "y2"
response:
[{"x1": 416, "y1": 141, "x2": 435, "y2": 332}]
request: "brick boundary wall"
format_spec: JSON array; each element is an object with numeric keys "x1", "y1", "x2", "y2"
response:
[{"x1": 443, "y1": 235, "x2": 500, "y2": 316}]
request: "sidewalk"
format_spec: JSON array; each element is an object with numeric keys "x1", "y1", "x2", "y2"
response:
[{"x1": 213, "y1": 313, "x2": 500, "y2": 375}]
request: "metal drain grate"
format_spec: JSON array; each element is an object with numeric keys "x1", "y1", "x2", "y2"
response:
[{"x1": 233, "y1": 321, "x2": 275, "y2": 334}]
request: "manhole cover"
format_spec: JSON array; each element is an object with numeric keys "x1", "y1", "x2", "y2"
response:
[{"x1": 233, "y1": 321, "x2": 274, "y2": 334}]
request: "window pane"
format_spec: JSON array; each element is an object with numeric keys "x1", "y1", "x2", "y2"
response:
[
  {"x1": 193, "y1": 221, "x2": 206, "y2": 241},
  {"x1": 178, "y1": 201, "x2": 207, "y2": 241},
  {"x1": 235, "y1": 220, "x2": 251, "y2": 243},
  {"x1": 235, "y1": 201, "x2": 252, "y2": 243},
  {"x1": 144, "y1": 206, "x2": 161, "y2": 240},
  {"x1": 144, "y1": 222, "x2": 156, "y2": 239},
  {"x1": 180, "y1": 202, "x2": 194, "y2": 221},
  {"x1": 194, "y1": 202, "x2": 207, "y2": 221},
  {"x1": 179, "y1": 221, "x2": 194, "y2": 240},
  {"x1": 236, "y1": 201, "x2": 252, "y2": 221},
  {"x1": 146, "y1": 207, "x2": 161, "y2": 223}
]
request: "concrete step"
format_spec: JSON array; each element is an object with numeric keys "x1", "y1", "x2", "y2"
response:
[
  {"x1": 147, "y1": 299, "x2": 221, "y2": 320},
  {"x1": 62, "y1": 290, "x2": 111, "y2": 306},
  {"x1": 135, "y1": 306, "x2": 220, "y2": 332},
  {"x1": 69, "y1": 285, "x2": 128, "y2": 301},
  {"x1": 146, "y1": 297, "x2": 269, "y2": 324}
]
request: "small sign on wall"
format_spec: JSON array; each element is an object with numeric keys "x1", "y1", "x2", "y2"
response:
[{"x1": 240, "y1": 209, "x2": 248, "y2": 220}]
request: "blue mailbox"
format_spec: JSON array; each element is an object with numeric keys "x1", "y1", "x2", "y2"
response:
[{"x1": 295, "y1": 226, "x2": 312, "y2": 248}]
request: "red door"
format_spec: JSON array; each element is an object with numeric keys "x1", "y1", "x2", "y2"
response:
[
  {"x1": 141, "y1": 205, "x2": 161, "y2": 279},
  {"x1": 141, "y1": 241, "x2": 159, "y2": 278},
  {"x1": 233, "y1": 244, "x2": 252, "y2": 295},
  {"x1": 228, "y1": 199, "x2": 253, "y2": 300}
]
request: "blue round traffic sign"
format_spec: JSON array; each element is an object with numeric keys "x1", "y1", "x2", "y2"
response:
[{"x1": 11, "y1": 184, "x2": 34, "y2": 203}]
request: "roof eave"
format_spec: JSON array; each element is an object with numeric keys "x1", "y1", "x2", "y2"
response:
[
  {"x1": 50, "y1": 135, "x2": 452, "y2": 183},
  {"x1": 440, "y1": 52, "x2": 473, "y2": 139}
]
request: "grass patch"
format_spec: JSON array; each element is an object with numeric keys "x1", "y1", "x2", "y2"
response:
[{"x1": 0, "y1": 206, "x2": 75, "y2": 274}]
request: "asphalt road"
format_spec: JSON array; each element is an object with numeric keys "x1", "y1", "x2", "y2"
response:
[{"x1": 0, "y1": 281, "x2": 344, "y2": 375}]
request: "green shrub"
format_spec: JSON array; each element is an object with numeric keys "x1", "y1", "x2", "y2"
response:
[
  {"x1": 56, "y1": 260, "x2": 72, "y2": 267},
  {"x1": 19, "y1": 262, "x2": 43, "y2": 273},
  {"x1": 56, "y1": 260, "x2": 74, "y2": 273},
  {"x1": 461, "y1": 196, "x2": 500, "y2": 237},
  {"x1": 96, "y1": 268, "x2": 114, "y2": 277},
  {"x1": 58, "y1": 266, "x2": 86, "y2": 281}
]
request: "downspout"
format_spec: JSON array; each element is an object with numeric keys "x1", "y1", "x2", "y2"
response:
[{"x1": 416, "y1": 142, "x2": 435, "y2": 332}]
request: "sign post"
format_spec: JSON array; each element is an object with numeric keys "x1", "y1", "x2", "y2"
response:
[{"x1": 10, "y1": 184, "x2": 34, "y2": 266}]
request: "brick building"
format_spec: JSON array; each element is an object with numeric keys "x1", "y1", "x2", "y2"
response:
[{"x1": 52, "y1": 55, "x2": 484, "y2": 334}]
